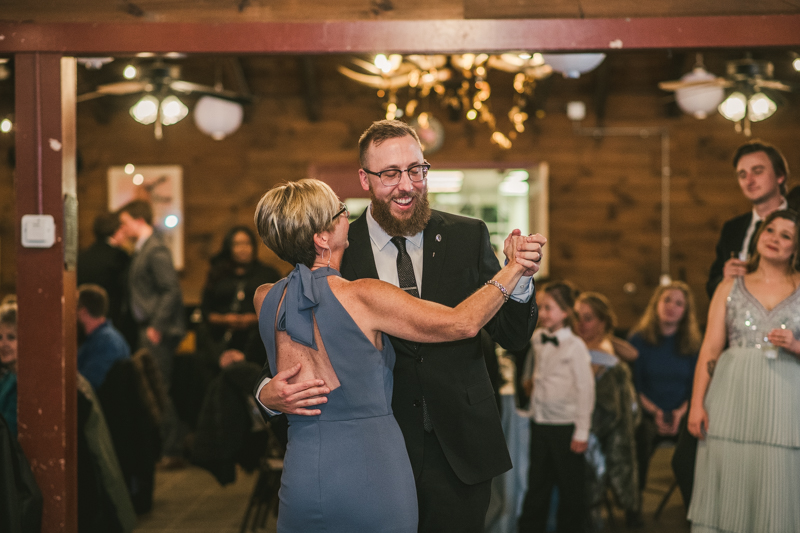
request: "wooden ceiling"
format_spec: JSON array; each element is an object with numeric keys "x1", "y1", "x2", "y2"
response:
[{"x1": 2, "y1": 0, "x2": 799, "y2": 23}]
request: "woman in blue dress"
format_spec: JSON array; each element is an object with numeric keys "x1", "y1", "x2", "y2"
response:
[
  {"x1": 628, "y1": 281, "x2": 700, "y2": 521},
  {"x1": 688, "y1": 209, "x2": 800, "y2": 532},
  {"x1": 251, "y1": 179, "x2": 536, "y2": 533}
]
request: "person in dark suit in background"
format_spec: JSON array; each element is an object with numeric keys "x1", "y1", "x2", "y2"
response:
[
  {"x1": 78, "y1": 212, "x2": 137, "y2": 350},
  {"x1": 705, "y1": 140, "x2": 789, "y2": 298},
  {"x1": 258, "y1": 120, "x2": 544, "y2": 532},
  {"x1": 118, "y1": 199, "x2": 187, "y2": 468}
]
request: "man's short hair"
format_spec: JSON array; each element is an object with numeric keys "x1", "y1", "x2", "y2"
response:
[
  {"x1": 118, "y1": 199, "x2": 153, "y2": 226},
  {"x1": 733, "y1": 140, "x2": 789, "y2": 195},
  {"x1": 93, "y1": 212, "x2": 121, "y2": 241},
  {"x1": 358, "y1": 120, "x2": 423, "y2": 169},
  {"x1": 78, "y1": 284, "x2": 109, "y2": 319}
]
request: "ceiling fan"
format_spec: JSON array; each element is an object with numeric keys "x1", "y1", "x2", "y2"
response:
[
  {"x1": 78, "y1": 59, "x2": 252, "y2": 139},
  {"x1": 658, "y1": 55, "x2": 794, "y2": 134}
]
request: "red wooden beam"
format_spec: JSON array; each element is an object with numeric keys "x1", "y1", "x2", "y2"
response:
[
  {"x1": 15, "y1": 53, "x2": 79, "y2": 533},
  {"x1": 0, "y1": 16, "x2": 799, "y2": 54}
]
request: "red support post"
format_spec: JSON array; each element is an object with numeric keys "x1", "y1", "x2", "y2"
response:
[{"x1": 14, "y1": 53, "x2": 78, "y2": 533}]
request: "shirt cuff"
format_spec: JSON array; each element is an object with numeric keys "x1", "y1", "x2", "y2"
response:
[
  {"x1": 255, "y1": 376, "x2": 282, "y2": 417},
  {"x1": 573, "y1": 427, "x2": 590, "y2": 443},
  {"x1": 510, "y1": 276, "x2": 533, "y2": 303}
]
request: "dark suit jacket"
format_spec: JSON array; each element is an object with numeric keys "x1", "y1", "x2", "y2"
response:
[
  {"x1": 706, "y1": 212, "x2": 751, "y2": 299},
  {"x1": 78, "y1": 241, "x2": 131, "y2": 329},
  {"x1": 340, "y1": 210, "x2": 537, "y2": 485},
  {"x1": 129, "y1": 232, "x2": 186, "y2": 339}
]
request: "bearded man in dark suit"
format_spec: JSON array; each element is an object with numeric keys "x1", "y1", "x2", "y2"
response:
[{"x1": 258, "y1": 120, "x2": 544, "y2": 532}]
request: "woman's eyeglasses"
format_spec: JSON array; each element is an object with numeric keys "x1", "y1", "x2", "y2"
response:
[{"x1": 332, "y1": 202, "x2": 349, "y2": 221}]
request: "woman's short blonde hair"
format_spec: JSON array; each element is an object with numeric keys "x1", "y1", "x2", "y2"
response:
[{"x1": 254, "y1": 179, "x2": 340, "y2": 268}]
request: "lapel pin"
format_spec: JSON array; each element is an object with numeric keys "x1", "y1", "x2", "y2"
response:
[{"x1": 435, "y1": 234, "x2": 442, "y2": 242}]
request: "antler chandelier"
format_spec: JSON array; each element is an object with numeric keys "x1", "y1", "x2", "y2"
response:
[{"x1": 339, "y1": 53, "x2": 554, "y2": 149}]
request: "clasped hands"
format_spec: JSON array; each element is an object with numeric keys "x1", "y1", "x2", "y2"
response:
[{"x1": 504, "y1": 230, "x2": 547, "y2": 277}]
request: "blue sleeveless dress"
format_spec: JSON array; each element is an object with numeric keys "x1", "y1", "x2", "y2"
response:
[{"x1": 259, "y1": 265, "x2": 418, "y2": 533}]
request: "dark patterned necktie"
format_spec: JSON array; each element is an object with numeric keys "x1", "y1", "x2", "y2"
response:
[
  {"x1": 747, "y1": 219, "x2": 762, "y2": 258},
  {"x1": 390, "y1": 236, "x2": 432, "y2": 431},
  {"x1": 391, "y1": 237, "x2": 420, "y2": 298}
]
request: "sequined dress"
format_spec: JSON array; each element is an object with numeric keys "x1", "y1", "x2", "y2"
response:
[
  {"x1": 688, "y1": 277, "x2": 800, "y2": 532},
  {"x1": 258, "y1": 265, "x2": 418, "y2": 533}
]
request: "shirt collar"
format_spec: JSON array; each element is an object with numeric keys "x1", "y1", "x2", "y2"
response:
[
  {"x1": 541, "y1": 326, "x2": 572, "y2": 342},
  {"x1": 135, "y1": 225, "x2": 153, "y2": 251},
  {"x1": 365, "y1": 204, "x2": 424, "y2": 251},
  {"x1": 752, "y1": 197, "x2": 788, "y2": 222},
  {"x1": 86, "y1": 320, "x2": 110, "y2": 339}
]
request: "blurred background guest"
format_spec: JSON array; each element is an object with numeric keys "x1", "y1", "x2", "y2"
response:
[
  {"x1": 77, "y1": 284, "x2": 131, "y2": 391},
  {"x1": 78, "y1": 212, "x2": 137, "y2": 350},
  {"x1": 628, "y1": 282, "x2": 700, "y2": 494},
  {"x1": 118, "y1": 199, "x2": 186, "y2": 468},
  {"x1": 627, "y1": 281, "x2": 700, "y2": 523},
  {"x1": 200, "y1": 226, "x2": 279, "y2": 368},
  {"x1": 0, "y1": 300, "x2": 18, "y2": 439},
  {"x1": 576, "y1": 291, "x2": 638, "y2": 363}
]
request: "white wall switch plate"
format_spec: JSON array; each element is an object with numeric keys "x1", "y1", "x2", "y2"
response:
[{"x1": 21, "y1": 214, "x2": 56, "y2": 248}]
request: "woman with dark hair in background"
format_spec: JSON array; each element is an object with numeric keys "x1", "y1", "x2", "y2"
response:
[
  {"x1": 628, "y1": 281, "x2": 701, "y2": 521},
  {"x1": 575, "y1": 291, "x2": 642, "y2": 527},
  {"x1": 201, "y1": 226, "x2": 280, "y2": 367},
  {"x1": 575, "y1": 292, "x2": 639, "y2": 363}
]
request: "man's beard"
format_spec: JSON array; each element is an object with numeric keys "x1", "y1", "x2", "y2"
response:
[{"x1": 369, "y1": 186, "x2": 432, "y2": 237}]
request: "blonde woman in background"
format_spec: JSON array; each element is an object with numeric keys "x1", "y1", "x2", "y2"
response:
[{"x1": 627, "y1": 281, "x2": 701, "y2": 522}]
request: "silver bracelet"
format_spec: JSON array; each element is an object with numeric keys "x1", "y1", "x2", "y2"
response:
[{"x1": 485, "y1": 280, "x2": 510, "y2": 303}]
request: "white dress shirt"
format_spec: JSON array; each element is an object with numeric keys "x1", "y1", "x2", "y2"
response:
[
  {"x1": 523, "y1": 326, "x2": 595, "y2": 442},
  {"x1": 365, "y1": 205, "x2": 533, "y2": 300}
]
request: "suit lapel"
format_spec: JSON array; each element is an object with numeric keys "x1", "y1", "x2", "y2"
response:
[
  {"x1": 421, "y1": 211, "x2": 446, "y2": 303},
  {"x1": 343, "y1": 212, "x2": 380, "y2": 281}
]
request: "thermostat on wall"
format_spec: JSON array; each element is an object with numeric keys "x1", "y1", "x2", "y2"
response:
[{"x1": 21, "y1": 214, "x2": 56, "y2": 248}]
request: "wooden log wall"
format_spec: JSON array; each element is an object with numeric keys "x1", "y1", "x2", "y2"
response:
[{"x1": 1, "y1": 51, "x2": 799, "y2": 329}]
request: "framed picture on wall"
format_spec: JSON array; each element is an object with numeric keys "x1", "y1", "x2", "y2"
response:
[{"x1": 108, "y1": 165, "x2": 184, "y2": 270}]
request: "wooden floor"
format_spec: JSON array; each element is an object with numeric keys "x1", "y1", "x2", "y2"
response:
[{"x1": 134, "y1": 447, "x2": 689, "y2": 533}]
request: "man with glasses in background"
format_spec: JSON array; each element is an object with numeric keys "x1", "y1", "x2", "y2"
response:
[{"x1": 259, "y1": 119, "x2": 545, "y2": 532}]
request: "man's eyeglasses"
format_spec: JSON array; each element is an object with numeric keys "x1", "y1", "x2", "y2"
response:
[
  {"x1": 362, "y1": 163, "x2": 431, "y2": 187},
  {"x1": 332, "y1": 202, "x2": 349, "y2": 221}
]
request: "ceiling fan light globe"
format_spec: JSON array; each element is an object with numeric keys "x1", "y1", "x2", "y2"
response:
[
  {"x1": 193, "y1": 96, "x2": 244, "y2": 140},
  {"x1": 747, "y1": 92, "x2": 776, "y2": 122},
  {"x1": 541, "y1": 53, "x2": 605, "y2": 79},
  {"x1": 718, "y1": 92, "x2": 747, "y2": 122},
  {"x1": 130, "y1": 95, "x2": 160, "y2": 125},
  {"x1": 123, "y1": 65, "x2": 137, "y2": 80},
  {"x1": 160, "y1": 95, "x2": 189, "y2": 126},
  {"x1": 674, "y1": 67, "x2": 725, "y2": 119}
]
